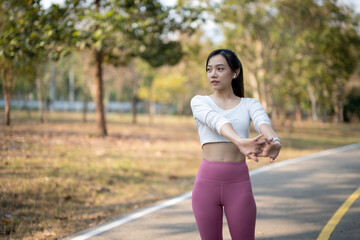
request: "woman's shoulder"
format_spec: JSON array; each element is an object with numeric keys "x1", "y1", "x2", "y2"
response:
[
  {"x1": 190, "y1": 95, "x2": 216, "y2": 110},
  {"x1": 191, "y1": 95, "x2": 208, "y2": 100},
  {"x1": 241, "y1": 97, "x2": 260, "y2": 104},
  {"x1": 191, "y1": 95, "x2": 211, "y2": 104},
  {"x1": 241, "y1": 97, "x2": 264, "y2": 110}
]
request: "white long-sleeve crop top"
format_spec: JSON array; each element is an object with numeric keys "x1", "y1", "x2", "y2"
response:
[{"x1": 190, "y1": 95, "x2": 271, "y2": 147}]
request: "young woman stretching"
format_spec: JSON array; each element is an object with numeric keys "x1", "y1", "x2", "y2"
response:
[{"x1": 190, "y1": 49, "x2": 281, "y2": 240}]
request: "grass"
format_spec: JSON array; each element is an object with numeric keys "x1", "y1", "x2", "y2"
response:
[{"x1": 1, "y1": 110, "x2": 360, "y2": 239}]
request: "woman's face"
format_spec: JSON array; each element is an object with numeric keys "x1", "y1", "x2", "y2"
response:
[{"x1": 206, "y1": 54, "x2": 234, "y2": 91}]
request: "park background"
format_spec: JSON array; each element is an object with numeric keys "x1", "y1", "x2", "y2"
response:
[{"x1": 1, "y1": 0, "x2": 360, "y2": 239}]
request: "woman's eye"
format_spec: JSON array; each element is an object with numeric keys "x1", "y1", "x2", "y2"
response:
[
  {"x1": 218, "y1": 68, "x2": 224, "y2": 71},
  {"x1": 206, "y1": 68, "x2": 211, "y2": 72}
]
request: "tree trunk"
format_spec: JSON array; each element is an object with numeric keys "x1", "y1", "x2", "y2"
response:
[
  {"x1": 337, "y1": 83, "x2": 345, "y2": 123},
  {"x1": 69, "y1": 68, "x2": 75, "y2": 102},
  {"x1": 131, "y1": 69, "x2": 139, "y2": 124},
  {"x1": 307, "y1": 85, "x2": 318, "y2": 122},
  {"x1": 49, "y1": 61, "x2": 56, "y2": 112},
  {"x1": 256, "y1": 40, "x2": 268, "y2": 111},
  {"x1": 4, "y1": 96, "x2": 10, "y2": 125},
  {"x1": 339, "y1": 100, "x2": 344, "y2": 123},
  {"x1": 2, "y1": 67, "x2": 13, "y2": 126},
  {"x1": 36, "y1": 66, "x2": 44, "y2": 123},
  {"x1": 259, "y1": 80, "x2": 268, "y2": 111},
  {"x1": 321, "y1": 106, "x2": 328, "y2": 122},
  {"x1": 82, "y1": 92, "x2": 88, "y2": 123},
  {"x1": 295, "y1": 96, "x2": 302, "y2": 121},
  {"x1": 295, "y1": 104, "x2": 302, "y2": 121},
  {"x1": 94, "y1": 48, "x2": 107, "y2": 136},
  {"x1": 26, "y1": 93, "x2": 32, "y2": 119},
  {"x1": 148, "y1": 86, "x2": 154, "y2": 124},
  {"x1": 132, "y1": 95, "x2": 138, "y2": 124},
  {"x1": 332, "y1": 91, "x2": 340, "y2": 123},
  {"x1": 246, "y1": 71, "x2": 260, "y2": 100},
  {"x1": 94, "y1": 0, "x2": 107, "y2": 136}
]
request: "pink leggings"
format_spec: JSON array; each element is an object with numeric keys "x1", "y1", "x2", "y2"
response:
[{"x1": 192, "y1": 160, "x2": 256, "y2": 240}]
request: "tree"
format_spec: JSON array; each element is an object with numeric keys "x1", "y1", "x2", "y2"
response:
[
  {"x1": 0, "y1": 0, "x2": 74, "y2": 125},
  {"x1": 0, "y1": 0, "x2": 29, "y2": 125},
  {"x1": 276, "y1": 0, "x2": 360, "y2": 122},
  {"x1": 214, "y1": 0, "x2": 282, "y2": 114},
  {"x1": 138, "y1": 30, "x2": 215, "y2": 118},
  {"x1": 0, "y1": 0, "x2": 44, "y2": 125},
  {"x1": 213, "y1": 0, "x2": 360, "y2": 122},
  {"x1": 274, "y1": 0, "x2": 324, "y2": 121},
  {"x1": 66, "y1": 0, "x2": 202, "y2": 135},
  {"x1": 319, "y1": 0, "x2": 360, "y2": 122}
]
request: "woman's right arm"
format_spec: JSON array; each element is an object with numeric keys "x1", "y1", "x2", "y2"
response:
[
  {"x1": 220, "y1": 123, "x2": 265, "y2": 162},
  {"x1": 190, "y1": 96, "x2": 230, "y2": 135},
  {"x1": 191, "y1": 96, "x2": 264, "y2": 161}
]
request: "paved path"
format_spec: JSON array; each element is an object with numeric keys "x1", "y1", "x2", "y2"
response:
[{"x1": 64, "y1": 143, "x2": 360, "y2": 240}]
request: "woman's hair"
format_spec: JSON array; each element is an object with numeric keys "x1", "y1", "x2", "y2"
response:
[{"x1": 206, "y1": 49, "x2": 244, "y2": 97}]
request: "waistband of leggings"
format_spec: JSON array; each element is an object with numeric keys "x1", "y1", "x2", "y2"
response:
[
  {"x1": 202, "y1": 159, "x2": 247, "y2": 166},
  {"x1": 196, "y1": 159, "x2": 250, "y2": 182}
]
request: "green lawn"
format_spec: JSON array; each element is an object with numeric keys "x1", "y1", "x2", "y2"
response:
[{"x1": 1, "y1": 111, "x2": 359, "y2": 239}]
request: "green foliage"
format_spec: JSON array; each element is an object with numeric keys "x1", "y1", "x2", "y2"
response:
[
  {"x1": 0, "y1": 0, "x2": 76, "y2": 106},
  {"x1": 140, "y1": 72, "x2": 188, "y2": 104},
  {"x1": 138, "y1": 31, "x2": 214, "y2": 113},
  {"x1": 2, "y1": 0, "x2": 359, "y2": 122},
  {"x1": 0, "y1": 0, "x2": 73, "y2": 63},
  {"x1": 213, "y1": 0, "x2": 360, "y2": 120},
  {"x1": 66, "y1": 0, "x2": 202, "y2": 67}
]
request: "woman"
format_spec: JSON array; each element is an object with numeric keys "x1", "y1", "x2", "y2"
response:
[{"x1": 190, "y1": 49, "x2": 281, "y2": 240}]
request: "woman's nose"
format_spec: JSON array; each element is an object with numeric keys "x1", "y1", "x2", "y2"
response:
[{"x1": 210, "y1": 69, "x2": 217, "y2": 77}]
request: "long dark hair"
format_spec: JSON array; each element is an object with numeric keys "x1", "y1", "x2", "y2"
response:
[{"x1": 206, "y1": 49, "x2": 244, "y2": 98}]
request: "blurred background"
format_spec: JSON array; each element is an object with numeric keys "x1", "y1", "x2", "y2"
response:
[
  {"x1": 1, "y1": 0, "x2": 360, "y2": 131},
  {"x1": 1, "y1": 0, "x2": 360, "y2": 239}
]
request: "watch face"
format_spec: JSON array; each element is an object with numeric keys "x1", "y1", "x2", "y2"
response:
[{"x1": 272, "y1": 137, "x2": 280, "y2": 143}]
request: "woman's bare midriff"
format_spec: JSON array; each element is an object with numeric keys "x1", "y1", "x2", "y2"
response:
[{"x1": 202, "y1": 142, "x2": 246, "y2": 162}]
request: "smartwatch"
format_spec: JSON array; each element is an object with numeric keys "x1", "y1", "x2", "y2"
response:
[{"x1": 272, "y1": 137, "x2": 281, "y2": 144}]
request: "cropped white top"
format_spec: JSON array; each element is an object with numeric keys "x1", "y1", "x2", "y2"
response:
[{"x1": 190, "y1": 95, "x2": 271, "y2": 147}]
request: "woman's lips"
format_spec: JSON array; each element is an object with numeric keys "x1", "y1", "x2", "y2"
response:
[{"x1": 211, "y1": 80, "x2": 220, "y2": 85}]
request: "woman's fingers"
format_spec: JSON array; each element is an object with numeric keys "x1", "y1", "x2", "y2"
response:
[
  {"x1": 243, "y1": 135, "x2": 279, "y2": 163},
  {"x1": 255, "y1": 152, "x2": 264, "y2": 157},
  {"x1": 253, "y1": 134, "x2": 263, "y2": 141},
  {"x1": 247, "y1": 153, "x2": 259, "y2": 162},
  {"x1": 254, "y1": 140, "x2": 265, "y2": 152},
  {"x1": 256, "y1": 140, "x2": 266, "y2": 145},
  {"x1": 254, "y1": 148, "x2": 263, "y2": 155}
]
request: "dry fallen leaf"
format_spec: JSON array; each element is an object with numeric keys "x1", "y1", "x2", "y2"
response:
[
  {"x1": 1, "y1": 219, "x2": 11, "y2": 224},
  {"x1": 64, "y1": 195, "x2": 72, "y2": 201}
]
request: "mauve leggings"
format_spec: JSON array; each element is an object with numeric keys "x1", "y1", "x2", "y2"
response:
[{"x1": 192, "y1": 160, "x2": 256, "y2": 240}]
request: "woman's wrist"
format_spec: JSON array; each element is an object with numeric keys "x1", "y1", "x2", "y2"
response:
[
  {"x1": 234, "y1": 138, "x2": 245, "y2": 148},
  {"x1": 272, "y1": 137, "x2": 281, "y2": 145}
]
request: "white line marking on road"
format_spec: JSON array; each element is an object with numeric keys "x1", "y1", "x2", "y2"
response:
[
  {"x1": 70, "y1": 192, "x2": 192, "y2": 240},
  {"x1": 67, "y1": 142, "x2": 360, "y2": 240}
]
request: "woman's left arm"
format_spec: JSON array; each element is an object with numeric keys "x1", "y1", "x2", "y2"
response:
[
  {"x1": 258, "y1": 124, "x2": 281, "y2": 163},
  {"x1": 248, "y1": 98, "x2": 281, "y2": 162}
]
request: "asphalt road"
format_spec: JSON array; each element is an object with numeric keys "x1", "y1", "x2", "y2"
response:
[{"x1": 63, "y1": 143, "x2": 360, "y2": 240}]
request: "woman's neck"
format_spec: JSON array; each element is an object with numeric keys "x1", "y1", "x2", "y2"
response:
[{"x1": 213, "y1": 89, "x2": 237, "y2": 100}]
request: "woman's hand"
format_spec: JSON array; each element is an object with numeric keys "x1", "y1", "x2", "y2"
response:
[
  {"x1": 257, "y1": 138, "x2": 281, "y2": 163},
  {"x1": 236, "y1": 134, "x2": 265, "y2": 162}
]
